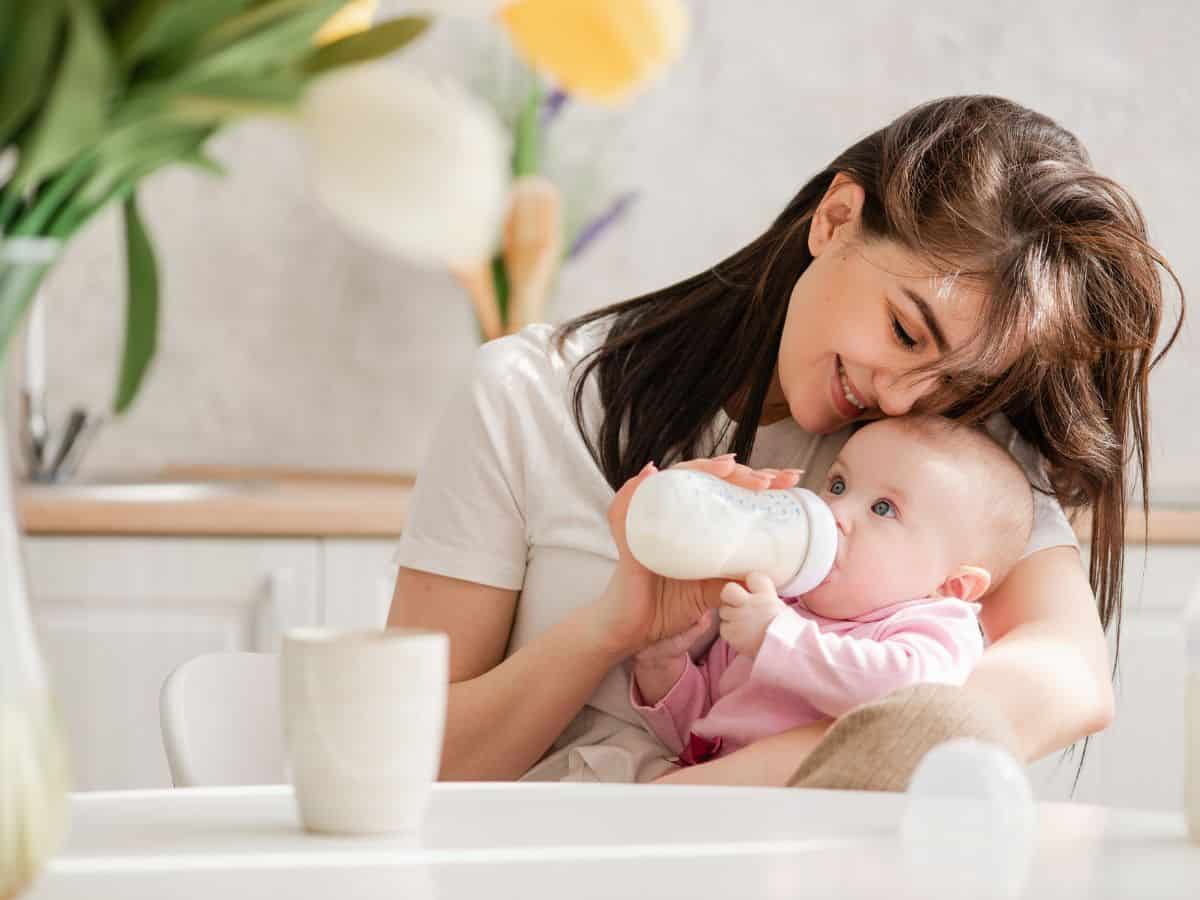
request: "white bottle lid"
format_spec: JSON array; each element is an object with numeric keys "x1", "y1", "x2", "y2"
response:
[{"x1": 775, "y1": 488, "x2": 838, "y2": 596}]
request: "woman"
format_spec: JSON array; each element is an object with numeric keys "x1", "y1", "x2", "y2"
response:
[{"x1": 388, "y1": 96, "x2": 1183, "y2": 785}]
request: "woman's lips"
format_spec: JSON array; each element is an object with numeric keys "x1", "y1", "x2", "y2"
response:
[{"x1": 830, "y1": 356, "x2": 862, "y2": 420}]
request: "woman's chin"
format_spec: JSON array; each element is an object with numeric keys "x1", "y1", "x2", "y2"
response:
[{"x1": 791, "y1": 405, "x2": 843, "y2": 436}]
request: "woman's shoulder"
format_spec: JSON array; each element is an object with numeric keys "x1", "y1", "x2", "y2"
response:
[
  {"x1": 982, "y1": 413, "x2": 1052, "y2": 491},
  {"x1": 472, "y1": 320, "x2": 608, "y2": 388},
  {"x1": 463, "y1": 320, "x2": 611, "y2": 446}
]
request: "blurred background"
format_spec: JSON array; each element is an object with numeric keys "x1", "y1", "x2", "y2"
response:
[
  {"x1": 4, "y1": 0, "x2": 1198, "y2": 812},
  {"x1": 13, "y1": 0, "x2": 1197, "y2": 495}
]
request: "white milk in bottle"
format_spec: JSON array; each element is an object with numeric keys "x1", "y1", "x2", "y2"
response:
[{"x1": 625, "y1": 469, "x2": 838, "y2": 595}]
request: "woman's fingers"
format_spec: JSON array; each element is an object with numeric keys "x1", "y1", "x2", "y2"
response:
[
  {"x1": 681, "y1": 610, "x2": 714, "y2": 643},
  {"x1": 771, "y1": 468, "x2": 804, "y2": 489},
  {"x1": 673, "y1": 456, "x2": 802, "y2": 492},
  {"x1": 675, "y1": 457, "x2": 771, "y2": 491}
]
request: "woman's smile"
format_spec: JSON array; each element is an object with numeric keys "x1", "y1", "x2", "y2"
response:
[{"x1": 830, "y1": 355, "x2": 868, "y2": 419}]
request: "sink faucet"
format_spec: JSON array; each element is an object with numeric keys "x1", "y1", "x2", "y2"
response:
[{"x1": 20, "y1": 294, "x2": 102, "y2": 482}]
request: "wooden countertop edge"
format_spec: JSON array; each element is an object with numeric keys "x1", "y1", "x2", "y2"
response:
[
  {"x1": 15, "y1": 481, "x2": 1200, "y2": 543},
  {"x1": 1072, "y1": 507, "x2": 1200, "y2": 545},
  {"x1": 17, "y1": 482, "x2": 412, "y2": 539}
]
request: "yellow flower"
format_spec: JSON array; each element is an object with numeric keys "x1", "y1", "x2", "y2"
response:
[
  {"x1": 315, "y1": 0, "x2": 378, "y2": 45},
  {"x1": 499, "y1": 0, "x2": 689, "y2": 104}
]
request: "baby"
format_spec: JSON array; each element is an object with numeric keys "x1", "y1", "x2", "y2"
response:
[{"x1": 630, "y1": 414, "x2": 1035, "y2": 765}]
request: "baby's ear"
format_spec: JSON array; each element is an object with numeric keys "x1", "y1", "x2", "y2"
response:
[{"x1": 937, "y1": 566, "x2": 991, "y2": 603}]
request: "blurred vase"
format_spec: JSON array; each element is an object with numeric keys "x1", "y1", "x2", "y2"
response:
[{"x1": 0, "y1": 238, "x2": 70, "y2": 900}]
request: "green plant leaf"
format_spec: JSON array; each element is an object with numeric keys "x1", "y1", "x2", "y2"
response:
[
  {"x1": 114, "y1": 193, "x2": 159, "y2": 414},
  {"x1": 301, "y1": 16, "x2": 430, "y2": 75},
  {"x1": 177, "y1": 150, "x2": 227, "y2": 178},
  {"x1": 0, "y1": 0, "x2": 66, "y2": 147},
  {"x1": 14, "y1": 0, "x2": 118, "y2": 191},
  {"x1": 62, "y1": 119, "x2": 214, "y2": 232},
  {"x1": 170, "y1": 71, "x2": 308, "y2": 122},
  {"x1": 158, "y1": 0, "x2": 342, "y2": 82},
  {"x1": 112, "y1": 0, "x2": 250, "y2": 68}
]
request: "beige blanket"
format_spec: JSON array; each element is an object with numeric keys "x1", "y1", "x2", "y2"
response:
[{"x1": 789, "y1": 683, "x2": 1021, "y2": 791}]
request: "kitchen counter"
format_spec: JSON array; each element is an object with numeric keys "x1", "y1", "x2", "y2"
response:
[
  {"x1": 17, "y1": 467, "x2": 413, "y2": 538},
  {"x1": 16, "y1": 466, "x2": 1200, "y2": 542}
]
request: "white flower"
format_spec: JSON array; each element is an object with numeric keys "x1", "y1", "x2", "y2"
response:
[{"x1": 301, "y1": 62, "x2": 510, "y2": 267}]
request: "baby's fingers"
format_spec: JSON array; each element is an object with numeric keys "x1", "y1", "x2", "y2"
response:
[
  {"x1": 745, "y1": 572, "x2": 777, "y2": 596},
  {"x1": 720, "y1": 581, "x2": 749, "y2": 607}
]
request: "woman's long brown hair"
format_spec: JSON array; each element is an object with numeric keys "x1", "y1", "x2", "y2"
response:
[{"x1": 554, "y1": 96, "x2": 1185, "y2": 774}]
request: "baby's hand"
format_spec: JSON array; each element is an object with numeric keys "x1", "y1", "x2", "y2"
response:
[{"x1": 719, "y1": 572, "x2": 787, "y2": 657}]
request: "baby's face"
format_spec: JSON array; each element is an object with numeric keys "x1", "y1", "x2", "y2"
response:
[{"x1": 800, "y1": 422, "x2": 973, "y2": 618}]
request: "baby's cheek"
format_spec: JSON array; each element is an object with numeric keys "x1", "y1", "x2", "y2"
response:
[{"x1": 855, "y1": 534, "x2": 926, "y2": 602}]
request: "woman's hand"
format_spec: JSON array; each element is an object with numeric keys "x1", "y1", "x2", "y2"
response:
[
  {"x1": 590, "y1": 454, "x2": 802, "y2": 657},
  {"x1": 633, "y1": 610, "x2": 715, "y2": 668}
]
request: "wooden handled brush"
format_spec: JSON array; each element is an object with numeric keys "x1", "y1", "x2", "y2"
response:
[
  {"x1": 451, "y1": 261, "x2": 503, "y2": 342},
  {"x1": 502, "y1": 174, "x2": 563, "y2": 334}
]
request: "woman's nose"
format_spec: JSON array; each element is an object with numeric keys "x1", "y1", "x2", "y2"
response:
[{"x1": 873, "y1": 371, "x2": 927, "y2": 417}]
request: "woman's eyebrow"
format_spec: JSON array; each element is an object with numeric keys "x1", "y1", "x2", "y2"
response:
[{"x1": 900, "y1": 287, "x2": 949, "y2": 354}]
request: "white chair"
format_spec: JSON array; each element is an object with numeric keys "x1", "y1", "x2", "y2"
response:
[{"x1": 160, "y1": 651, "x2": 285, "y2": 787}]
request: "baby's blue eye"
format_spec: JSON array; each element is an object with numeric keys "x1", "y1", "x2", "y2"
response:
[
  {"x1": 829, "y1": 476, "x2": 846, "y2": 496},
  {"x1": 871, "y1": 499, "x2": 896, "y2": 518}
]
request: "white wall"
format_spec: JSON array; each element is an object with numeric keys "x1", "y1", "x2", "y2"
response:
[{"x1": 19, "y1": 0, "x2": 1199, "y2": 497}]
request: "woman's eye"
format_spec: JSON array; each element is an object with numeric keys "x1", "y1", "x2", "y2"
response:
[
  {"x1": 829, "y1": 476, "x2": 846, "y2": 496},
  {"x1": 891, "y1": 314, "x2": 918, "y2": 350},
  {"x1": 871, "y1": 499, "x2": 896, "y2": 518}
]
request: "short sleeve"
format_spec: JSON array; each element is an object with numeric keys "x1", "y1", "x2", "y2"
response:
[
  {"x1": 983, "y1": 414, "x2": 1080, "y2": 558},
  {"x1": 393, "y1": 339, "x2": 530, "y2": 590}
]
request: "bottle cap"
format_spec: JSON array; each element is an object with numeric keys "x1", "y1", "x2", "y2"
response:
[{"x1": 776, "y1": 488, "x2": 838, "y2": 596}]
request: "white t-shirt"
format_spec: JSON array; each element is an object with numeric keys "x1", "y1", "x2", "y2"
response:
[{"x1": 395, "y1": 321, "x2": 1078, "y2": 782}]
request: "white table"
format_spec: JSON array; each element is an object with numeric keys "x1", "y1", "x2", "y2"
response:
[{"x1": 24, "y1": 783, "x2": 1200, "y2": 899}]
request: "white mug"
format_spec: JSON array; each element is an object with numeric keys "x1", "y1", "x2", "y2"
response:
[{"x1": 281, "y1": 627, "x2": 448, "y2": 834}]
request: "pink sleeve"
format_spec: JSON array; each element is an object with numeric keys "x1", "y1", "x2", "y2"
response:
[
  {"x1": 630, "y1": 641, "x2": 733, "y2": 755},
  {"x1": 750, "y1": 602, "x2": 984, "y2": 719}
]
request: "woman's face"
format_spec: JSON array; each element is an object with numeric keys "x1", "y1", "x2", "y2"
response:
[{"x1": 773, "y1": 175, "x2": 989, "y2": 435}]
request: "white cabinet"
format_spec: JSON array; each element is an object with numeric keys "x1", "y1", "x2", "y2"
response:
[
  {"x1": 25, "y1": 533, "x2": 1200, "y2": 804},
  {"x1": 1028, "y1": 544, "x2": 1200, "y2": 809},
  {"x1": 23, "y1": 535, "x2": 403, "y2": 791},
  {"x1": 24, "y1": 537, "x2": 322, "y2": 791},
  {"x1": 320, "y1": 538, "x2": 398, "y2": 630}
]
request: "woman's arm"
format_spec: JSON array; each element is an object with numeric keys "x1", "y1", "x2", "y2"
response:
[
  {"x1": 655, "y1": 720, "x2": 832, "y2": 786},
  {"x1": 390, "y1": 458, "x2": 801, "y2": 783},
  {"x1": 655, "y1": 545, "x2": 1112, "y2": 786},
  {"x1": 968, "y1": 544, "x2": 1114, "y2": 762},
  {"x1": 388, "y1": 566, "x2": 624, "y2": 781}
]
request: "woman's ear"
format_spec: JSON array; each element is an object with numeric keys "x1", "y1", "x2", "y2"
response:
[
  {"x1": 936, "y1": 565, "x2": 992, "y2": 603},
  {"x1": 808, "y1": 172, "x2": 866, "y2": 258}
]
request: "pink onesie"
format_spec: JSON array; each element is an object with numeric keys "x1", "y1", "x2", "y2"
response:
[{"x1": 631, "y1": 594, "x2": 984, "y2": 763}]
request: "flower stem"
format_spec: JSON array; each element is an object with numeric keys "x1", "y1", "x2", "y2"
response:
[
  {"x1": 0, "y1": 187, "x2": 23, "y2": 236},
  {"x1": 10, "y1": 156, "x2": 96, "y2": 238},
  {"x1": 512, "y1": 76, "x2": 543, "y2": 178},
  {"x1": 491, "y1": 254, "x2": 510, "y2": 329}
]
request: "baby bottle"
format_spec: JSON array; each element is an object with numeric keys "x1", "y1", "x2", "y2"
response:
[{"x1": 624, "y1": 469, "x2": 838, "y2": 595}]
